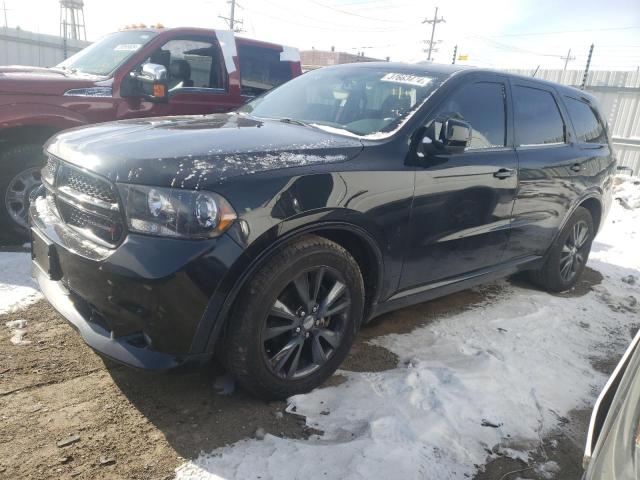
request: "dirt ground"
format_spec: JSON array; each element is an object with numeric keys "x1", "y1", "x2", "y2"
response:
[{"x1": 0, "y1": 267, "x2": 620, "y2": 480}]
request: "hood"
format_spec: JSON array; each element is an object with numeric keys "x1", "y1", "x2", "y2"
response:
[
  {"x1": 0, "y1": 65, "x2": 98, "y2": 95},
  {"x1": 46, "y1": 113, "x2": 364, "y2": 189}
]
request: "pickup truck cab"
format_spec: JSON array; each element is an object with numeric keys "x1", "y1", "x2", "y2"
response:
[{"x1": 0, "y1": 26, "x2": 301, "y2": 236}]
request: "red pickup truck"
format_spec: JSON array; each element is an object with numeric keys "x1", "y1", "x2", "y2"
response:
[{"x1": 0, "y1": 26, "x2": 301, "y2": 237}]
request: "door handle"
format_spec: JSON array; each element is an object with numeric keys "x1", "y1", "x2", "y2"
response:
[
  {"x1": 493, "y1": 168, "x2": 516, "y2": 179},
  {"x1": 570, "y1": 163, "x2": 583, "y2": 172}
]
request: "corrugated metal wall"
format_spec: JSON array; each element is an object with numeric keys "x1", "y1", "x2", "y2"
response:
[
  {"x1": 0, "y1": 27, "x2": 89, "y2": 68},
  {"x1": 506, "y1": 68, "x2": 640, "y2": 174}
]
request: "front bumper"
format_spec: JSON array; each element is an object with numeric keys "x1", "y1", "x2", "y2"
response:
[{"x1": 29, "y1": 191, "x2": 244, "y2": 370}]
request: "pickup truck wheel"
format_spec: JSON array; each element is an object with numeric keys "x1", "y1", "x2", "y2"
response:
[
  {"x1": 223, "y1": 235, "x2": 365, "y2": 400},
  {"x1": 0, "y1": 145, "x2": 45, "y2": 238},
  {"x1": 528, "y1": 206, "x2": 594, "y2": 292}
]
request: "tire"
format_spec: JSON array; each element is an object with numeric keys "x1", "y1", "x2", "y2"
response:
[
  {"x1": 0, "y1": 144, "x2": 45, "y2": 240},
  {"x1": 528, "y1": 206, "x2": 594, "y2": 292},
  {"x1": 223, "y1": 235, "x2": 365, "y2": 400}
]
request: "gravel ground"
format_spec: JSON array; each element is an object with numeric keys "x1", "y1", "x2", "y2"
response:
[{"x1": 0, "y1": 266, "x2": 623, "y2": 480}]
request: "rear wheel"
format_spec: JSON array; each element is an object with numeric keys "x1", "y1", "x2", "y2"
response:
[
  {"x1": 528, "y1": 206, "x2": 594, "y2": 292},
  {"x1": 223, "y1": 235, "x2": 365, "y2": 400},
  {"x1": 0, "y1": 144, "x2": 45, "y2": 239}
]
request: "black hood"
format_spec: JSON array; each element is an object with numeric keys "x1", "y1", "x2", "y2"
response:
[{"x1": 46, "y1": 114, "x2": 363, "y2": 189}]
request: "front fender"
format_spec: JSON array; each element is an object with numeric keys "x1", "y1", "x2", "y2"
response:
[
  {"x1": 0, "y1": 102, "x2": 88, "y2": 132},
  {"x1": 193, "y1": 213, "x2": 388, "y2": 355}
]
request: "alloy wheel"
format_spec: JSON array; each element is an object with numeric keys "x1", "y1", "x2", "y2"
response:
[
  {"x1": 559, "y1": 220, "x2": 590, "y2": 283},
  {"x1": 262, "y1": 266, "x2": 351, "y2": 380},
  {"x1": 5, "y1": 167, "x2": 42, "y2": 228}
]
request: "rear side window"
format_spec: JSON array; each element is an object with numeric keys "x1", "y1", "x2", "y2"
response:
[
  {"x1": 513, "y1": 86, "x2": 565, "y2": 146},
  {"x1": 564, "y1": 97, "x2": 606, "y2": 144},
  {"x1": 238, "y1": 44, "x2": 293, "y2": 96},
  {"x1": 435, "y1": 82, "x2": 507, "y2": 150}
]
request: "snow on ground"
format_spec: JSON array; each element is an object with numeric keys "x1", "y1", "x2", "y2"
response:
[
  {"x1": 176, "y1": 177, "x2": 640, "y2": 480},
  {"x1": 0, "y1": 250, "x2": 42, "y2": 315}
]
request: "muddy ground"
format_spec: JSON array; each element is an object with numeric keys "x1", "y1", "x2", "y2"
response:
[{"x1": 0, "y1": 266, "x2": 622, "y2": 480}]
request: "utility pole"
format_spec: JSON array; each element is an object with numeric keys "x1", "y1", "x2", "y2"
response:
[
  {"x1": 581, "y1": 44, "x2": 594, "y2": 90},
  {"x1": 451, "y1": 44, "x2": 457, "y2": 64},
  {"x1": 422, "y1": 7, "x2": 445, "y2": 62},
  {"x1": 62, "y1": 19, "x2": 68, "y2": 59},
  {"x1": 2, "y1": 0, "x2": 9, "y2": 28},
  {"x1": 219, "y1": 0, "x2": 243, "y2": 32},
  {"x1": 561, "y1": 48, "x2": 575, "y2": 71}
]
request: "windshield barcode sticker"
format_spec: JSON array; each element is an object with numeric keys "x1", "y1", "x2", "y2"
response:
[
  {"x1": 114, "y1": 44, "x2": 142, "y2": 52},
  {"x1": 381, "y1": 73, "x2": 432, "y2": 87}
]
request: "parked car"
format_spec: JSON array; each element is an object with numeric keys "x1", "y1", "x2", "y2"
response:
[
  {"x1": 583, "y1": 328, "x2": 640, "y2": 480},
  {"x1": 30, "y1": 62, "x2": 615, "y2": 399},
  {"x1": 0, "y1": 26, "x2": 301, "y2": 236}
]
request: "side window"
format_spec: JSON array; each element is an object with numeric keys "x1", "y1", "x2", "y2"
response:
[
  {"x1": 147, "y1": 38, "x2": 225, "y2": 91},
  {"x1": 564, "y1": 96, "x2": 606, "y2": 144},
  {"x1": 513, "y1": 86, "x2": 565, "y2": 146},
  {"x1": 435, "y1": 82, "x2": 506, "y2": 150},
  {"x1": 238, "y1": 44, "x2": 293, "y2": 96}
]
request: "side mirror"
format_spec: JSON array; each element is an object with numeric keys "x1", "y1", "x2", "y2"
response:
[
  {"x1": 418, "y1": 115, "x2": 472, "y2": 158},
  {"x1": 130, "y1": 63, "x2": 169, "y2": 103}
]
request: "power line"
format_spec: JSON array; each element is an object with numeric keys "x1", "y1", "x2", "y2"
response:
[
  {"x1": 242, "y1": 6, "x2": 419, "y2": 33},
  {"x1": 488, "y1": 25, "x2": 640, "y2": 38},
  {"x1": 306, "y1": 0, "x2": 405, "y2": 23},
  {"x1": 259, "y1": 0, "x2": 414, "y2": 31}
]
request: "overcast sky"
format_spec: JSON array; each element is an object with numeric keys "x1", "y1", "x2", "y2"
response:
[{"x1": 5, "y1": 0, "x2": 640, "y2": 70}]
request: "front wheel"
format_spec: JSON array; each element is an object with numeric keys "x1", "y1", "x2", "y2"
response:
[
  {"x1": 0, "y1": 144, "x2": 45, "y2": 239},
  {"x1": 528, "y1": 206, "x2": 595, "y2": 292},
  {"x1": 223, "y1": 235, "x2": 365, "y2": 400}
]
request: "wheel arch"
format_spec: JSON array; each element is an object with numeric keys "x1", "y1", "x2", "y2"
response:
[
  {"x1": 545, "y1": 192, "x2": 603, "y2": 259},
  {"x1": 0, "y1": 124, "x2": 61, "y2": 151},
  {"x1": 200, "y1": 221, "x2": 385, "y2": 354}
]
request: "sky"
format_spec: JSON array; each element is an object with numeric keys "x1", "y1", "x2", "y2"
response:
[{"x1": 4, "y1": 0, "x2": 640, "y2": 70}]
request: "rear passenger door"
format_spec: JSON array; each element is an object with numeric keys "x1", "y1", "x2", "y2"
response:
[
  {"x1": 502, "y1": 81, "x2": 580, "y2": 261},
  {"x1": 399, "y1": 75, "x2": 518, "y2": 290},
  {"x1": 237, "y1": 42, "x2": 296, "y2": 101},
  {"x1": 562, "y1": 95, "x2": 613, "y2": 195}
]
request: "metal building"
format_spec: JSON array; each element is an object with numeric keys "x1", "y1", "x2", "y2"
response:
[{"x1": 0, "y1": 26, "x2": 89, "y2": 67}]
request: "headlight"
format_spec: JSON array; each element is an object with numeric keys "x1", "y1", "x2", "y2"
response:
[{"x1": 118, "y1": 184, "x2": 236, "y2": 238}]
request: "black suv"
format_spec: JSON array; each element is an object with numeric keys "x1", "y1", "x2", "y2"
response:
[{"x1": 30, "y1": 63, "x2": 615, "y2": 399}]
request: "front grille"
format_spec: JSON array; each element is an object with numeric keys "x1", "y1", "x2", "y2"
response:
[
  {"x1": 58, "y1": 167, "x2": 117, "y2": 204},
  {"x1": 43, "y1": 156, "x2": 125, "y2": 247}
]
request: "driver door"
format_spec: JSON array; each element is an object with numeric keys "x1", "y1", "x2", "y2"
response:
[
  {"x1": 139, "y1": 36, "x2": 237, "y2": 116},
  {"x1": 399, "y1": 76, "x2": 518, "y2": 291}
]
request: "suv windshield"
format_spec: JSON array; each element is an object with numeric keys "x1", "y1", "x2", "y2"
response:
[
  {"x1": 56, "y1": 30, "x2": 158, "y2": 77},
  {"x1": 240, "y1": 66, "x2": 446, "y2": 137}
]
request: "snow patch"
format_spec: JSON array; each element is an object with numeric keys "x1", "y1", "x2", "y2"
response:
[
  {"x1": 176, "y1": 176, "x2": 640, "y2": 479},
  {"x1": 5, "y1": 318, "x2": 31, "y2": 345},
  {"x1": 0, "y1": 252, "x2": 41, "y2": 315}
]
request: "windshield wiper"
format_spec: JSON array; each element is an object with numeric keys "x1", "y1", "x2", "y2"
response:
[{"x1": 278, "y1": 118, "x2": 310, "y2": 128}]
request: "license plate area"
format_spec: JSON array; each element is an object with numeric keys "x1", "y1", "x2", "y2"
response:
[{"x1": 31, "y1": 228, "x2": 62, "y2": 281}]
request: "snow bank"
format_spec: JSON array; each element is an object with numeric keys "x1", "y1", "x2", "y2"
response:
[
  {"x1": 176, "y1": 176, "x2": 640, "y2": 480},
  {"x1": 0, "y1": 251, "x2": 41, "y2": 315}
]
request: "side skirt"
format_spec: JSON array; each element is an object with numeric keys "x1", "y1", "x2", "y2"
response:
[{"x1": 368, "y1": 255, "x2": 543, "y2": 321}]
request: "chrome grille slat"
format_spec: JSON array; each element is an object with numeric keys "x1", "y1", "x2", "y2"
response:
[{"x1": 45, "y1": 155, "x2": 124, "y2": 247}]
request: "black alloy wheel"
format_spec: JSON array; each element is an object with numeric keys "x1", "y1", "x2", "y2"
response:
[
  {"x1": 262, "y1": 267, "x2": 350, "y2": 380},
  {"x1": 223, "y1": 235, "x2": 365, "y2": 400},
  {"x1": 558, "y1": 220, "x2": 590, "y2": 283}
]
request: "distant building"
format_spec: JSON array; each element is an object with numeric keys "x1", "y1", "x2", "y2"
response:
[
  {"x1": 300, "y1": 48, "x2": 386, "y2": 71},
  {"x1": 0, "y1": 27, "x2": 90, "y2": 67}
]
